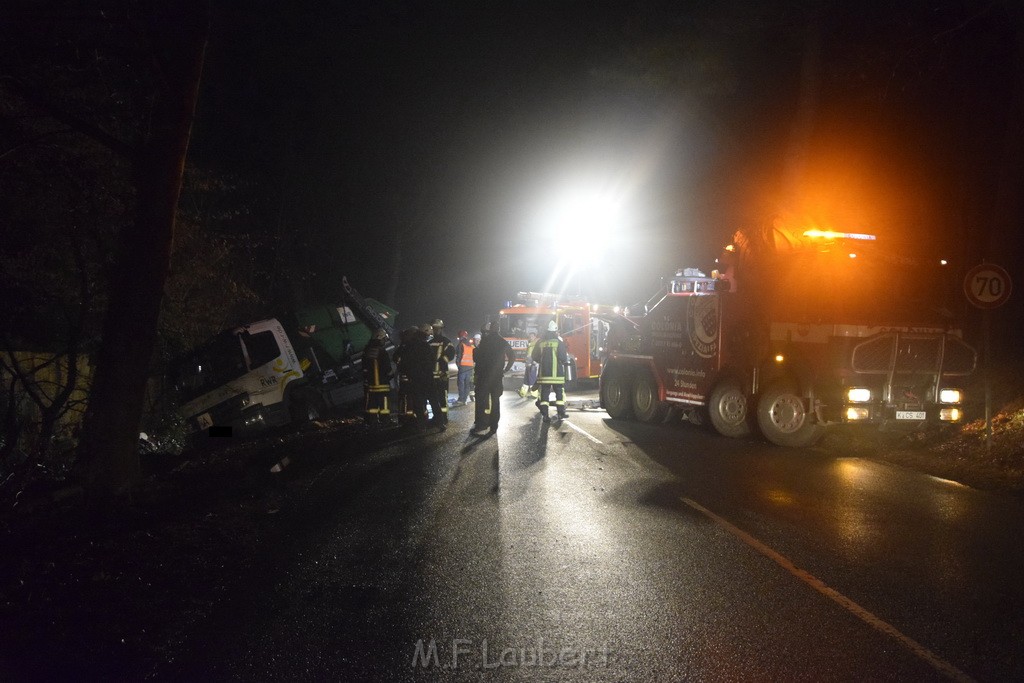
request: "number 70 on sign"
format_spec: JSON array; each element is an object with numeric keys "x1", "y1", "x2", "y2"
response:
[{"x1": 963, "y1": 263, "x2": 1013, "y2": 309}]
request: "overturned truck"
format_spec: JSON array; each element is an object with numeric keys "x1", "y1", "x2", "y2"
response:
[
  {"x1": 172, "y1": 277, "x2": 396, "y2": 439},
  {"x1": 600, "y1": 224, "x2": 978, "y2": 447}
]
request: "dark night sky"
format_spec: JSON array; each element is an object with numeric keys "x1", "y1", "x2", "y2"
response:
[{"x1": 187, "y1": 0, "x2": 1023, "y2": 337}]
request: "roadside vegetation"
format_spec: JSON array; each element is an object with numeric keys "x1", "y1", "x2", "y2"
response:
[{"x1": 822, "y1": 357, "x2": 1024, "y2": 494}]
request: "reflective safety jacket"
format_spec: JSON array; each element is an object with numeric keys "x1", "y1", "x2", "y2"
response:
[
  {"x1": 524, "y1": 337, "x2": 538, "y2": 366},
  {"x1": 532, "y1": 331, "x2": 568, "y2": 384},
  {"x1": 456, "y1": 340, "x2": 475, "y2": 367},
  {"x1": 362, "y1": 339, "x2": 394, "y2": 393},
  {"x1": 430, "y1": 334, "x2": 456, "y2": 378}
]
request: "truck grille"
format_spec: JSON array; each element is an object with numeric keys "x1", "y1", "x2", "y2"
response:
[
  {"x1": 851, "y1": 333, "x2": 976, "y2": 376},
  {"x1": 850, "y1": 332, "x2": 977, "y2": 406}
]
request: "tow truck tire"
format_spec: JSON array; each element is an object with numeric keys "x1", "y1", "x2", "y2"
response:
[
  {"x1": 633, "y1": 372, "x2": 668, "y2": 423},
  {"x1": 756, "y1": 381, "x2": 825, "y2": 448},
  {"x1": 708, "y1": 380, "x2": 751, "y2": 438},
  {"x1": 602, "y1": 369, "x2": 634, "y2": 420}
]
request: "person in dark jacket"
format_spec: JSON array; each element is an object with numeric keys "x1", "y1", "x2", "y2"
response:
[
  {"x1": 392, "y1": 326, "x2": 418, "y2": 422},
  {"x1": 393, "y1": 325, "x2": 434, "y2": 429},
  {"x1": 532, "y1": 319, "x2": 569, "y2": 422},
  {"x1": 471, "y1": 322, "x2": 515, "y2": 435},
  {"x1": 361, "y1": 328, "x2": 394, "y2": 428}
]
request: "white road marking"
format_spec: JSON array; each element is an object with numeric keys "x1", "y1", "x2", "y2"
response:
[
  {"x1": 562, "y1": 419, "x2": 603, "y2": 444},
  {"x1": 680, "y1": 496, "x2": 974, "y2": 683}
]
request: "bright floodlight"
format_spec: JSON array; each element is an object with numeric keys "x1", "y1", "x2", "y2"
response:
[
  {"x1": 533, "y1": 181, "x2": 630, "y2": 296},
  {"x1": 543, "y1": 190, "x2": 623, "y2": 264}
]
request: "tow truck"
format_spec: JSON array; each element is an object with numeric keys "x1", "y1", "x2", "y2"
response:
[{"x1": 599, "y1": 223, "x2": 977, "y2": 447}]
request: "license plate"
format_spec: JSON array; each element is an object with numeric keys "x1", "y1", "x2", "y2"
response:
[
  {"x1": 196, "y1": 412, "x2": 214, "y2": 430},
  {"x1": 896, "y1": 411, "x2": 926, "y2": 420}
]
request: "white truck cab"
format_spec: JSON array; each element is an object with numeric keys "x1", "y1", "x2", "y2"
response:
[{"x1": 176, "y1": 319, "x2": 305, "y2": 437}]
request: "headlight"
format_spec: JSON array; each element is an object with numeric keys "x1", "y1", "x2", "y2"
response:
[
  {"x1": 939, "y1": 389, "x2": 962, "y2": 404},
  {"x1": 846, "y1": 407, "x2": 870, "y2": 421},
  {"x1": 847, "y1": 387, "x2": 872, "y2": 403},
  {"x1": 939, "y1": 408, "x2": 962, "y2": 422}
]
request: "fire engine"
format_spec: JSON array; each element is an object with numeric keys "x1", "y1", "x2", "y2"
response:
[
  {"x1": 599, "y1": 223, "x2": 978, "y2": 447},
  {"x1": 495, "y1": 292, "x2": 631, "y2": 381}
]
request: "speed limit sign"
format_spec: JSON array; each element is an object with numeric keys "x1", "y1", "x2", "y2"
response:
[{"x1": 964, "y1": 263, "x2": 1013, "y2": 309}]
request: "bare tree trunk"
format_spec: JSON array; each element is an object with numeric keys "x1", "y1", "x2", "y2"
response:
[{"x1": 76, "y1": 2, "x2": 208, "y2": 499}]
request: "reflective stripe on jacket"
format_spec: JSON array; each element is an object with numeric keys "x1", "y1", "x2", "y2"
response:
[
  {"x1": 430, "y1": 335, "x2": 456, "y2": 378},
  {"x1": 534, "y1": 336, "x2": 567, "y2": 384}
]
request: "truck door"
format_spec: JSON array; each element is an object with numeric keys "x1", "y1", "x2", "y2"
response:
[{"x1": 558, "y1": 313, "x2": 587, "y2": 377}]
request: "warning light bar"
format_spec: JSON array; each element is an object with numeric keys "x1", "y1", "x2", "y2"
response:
[{"x1": 803, "y1": 229, "x2": 877, "y2": 241}]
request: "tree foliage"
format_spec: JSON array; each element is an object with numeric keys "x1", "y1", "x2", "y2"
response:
[{"x1": 0, "y1": 1, "x2": 261, "y2": 500}]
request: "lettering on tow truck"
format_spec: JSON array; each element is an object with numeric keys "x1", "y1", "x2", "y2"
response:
[{"x1": 668, "y1": 367, "x2": 705, "y2": 389}]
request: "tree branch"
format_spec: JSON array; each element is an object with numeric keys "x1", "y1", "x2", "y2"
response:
[{"x1": 0, "y1": 76, "x2": 136, "y2": 159}]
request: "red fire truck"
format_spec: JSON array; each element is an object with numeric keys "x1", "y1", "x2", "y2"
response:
[
  {"x1": 495, "y1": 292, "x2": 632, "y2": 381},
  {"x1": 599, "y1": 223, "x2": 978, "y2": 447}
]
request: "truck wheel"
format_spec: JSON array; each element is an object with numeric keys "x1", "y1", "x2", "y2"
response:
[
  {"x1": 756, "y1": 381, "x2": 824, "y2": 447},
  {"x1": 633, "y1": 372, "x2": 667, "y2": 423},
  {"x1": 708, "y1": 380, "x2": 751, "y2": 438},
  {"x1": 602, "y1": 370, "x2": 634, "y2": 420},
  {"x1": 289, "y1": 391, "x2": 325, "y2": 424}
]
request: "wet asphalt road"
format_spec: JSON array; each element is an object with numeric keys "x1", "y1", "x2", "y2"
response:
[{"x1": 156, "y1": 389, "x2": 1024, "y2": 681}]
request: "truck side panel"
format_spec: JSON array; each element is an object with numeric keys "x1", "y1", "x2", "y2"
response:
[{"x1": 643, "y1": 294, "x2": 720, "y2": 404}]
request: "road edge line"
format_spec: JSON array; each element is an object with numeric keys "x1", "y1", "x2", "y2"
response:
[{"x1": 679, "y1": 496, "x2": 974, "y2": 683}]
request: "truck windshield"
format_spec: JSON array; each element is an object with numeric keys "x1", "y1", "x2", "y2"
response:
[
  {"x1": 242, "y1": 330, "x2": 281, "y2": 369},
  {"x1": 498, "y1": 313, "x2": 546, "y2": 337},
  {"x1": 171, "y1": 333, "x2": 248, "y2": 403}
]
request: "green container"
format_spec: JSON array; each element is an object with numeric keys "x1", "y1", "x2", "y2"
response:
[{"x1": 293, "y1": 298, "x2": 398, "y2": 365}]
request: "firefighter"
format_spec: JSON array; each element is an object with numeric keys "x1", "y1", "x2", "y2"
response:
[
  {"x1": 454, "y1": 330, "x2": 474, "y2": 405},
  {"x1": 361, "y1": 328, "x2": 394, "y2": 428},
  {"x1": 394, "y1": 325, "x2": 434, "y2": 429},
  {"x1": 471, "y1": 322, "x2": 515, "y2": 435},
  {"x1": 532, "y1": 319, "x2": 569, "y2": 423},
  {"x1": 428, "y1": 319, "x2": 456, "y2": 430}
]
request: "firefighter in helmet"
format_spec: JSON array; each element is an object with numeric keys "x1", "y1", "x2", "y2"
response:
[
  {"x1": 362, "y1": 327, "x2": 394, "y2": 429},
  {"x1": 428, "y1": 318, "x2": 456, "y2": 430},
  {"x1": 394, "y1": 324, "x2": 435, "y2": 429},
  {"x1": 532, "y1": 319, "x2": 569, "y2": 423}
]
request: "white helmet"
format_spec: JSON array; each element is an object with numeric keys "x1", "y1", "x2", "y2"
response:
[{"x1": 547, "y1": 320, "x2": 558, "y2": 332}]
